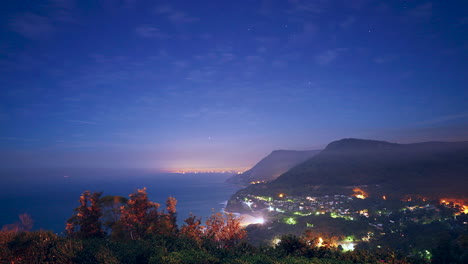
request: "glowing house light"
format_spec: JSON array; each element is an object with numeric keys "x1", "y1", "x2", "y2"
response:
[
  {"x1": 352, "y1": 188, "x2": 368, "y2": 199},
  {"x1": 240, "y1": 216, "x2": 265, "y2": 226},
  {"x1": 317, "y1": 237, "x2": 324, "y2": 247},
  {"x1": 340, "y1": 242, "x2": 355, "y2": 251}
]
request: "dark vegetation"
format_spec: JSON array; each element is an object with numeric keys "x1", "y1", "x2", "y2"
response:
[{"x1": 3, "y1": 188, "x2": 465, "y2": 263}]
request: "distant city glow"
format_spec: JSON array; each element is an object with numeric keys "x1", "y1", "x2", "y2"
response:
[{"x1": 169, "y1": 168, "x2": 248, "y2": 174}]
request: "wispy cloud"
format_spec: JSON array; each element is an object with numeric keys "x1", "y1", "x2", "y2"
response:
[
  {"x1": 374, "y1": 54, "x2": 397, "y2": 64},
  {"x1": 172, "y1": 60, "x2": 189, "y2": 69},
  {"x1": 135, "y1": 25, "x2": 169, "y2": 38},
  {"x1": 289, "y1": 23, "x2": 318, "y2": 45},
  {"x1": 403, "y1": 2, "x2": 432, "y2": 22},
  {"x1": 288, "y1": 0, "x2": 326, "y2": 14},
  {"x1": 315, "y1": 48, "x2": 347, "y2": 65},
  {"x1": 340, "y1": 16, "x2": 356, "y2": 30},
  {"x1": 414, "y1": 113, "x2": 468, "y2": 126},
  {"x1": 186, "y1": 67, "x2": 217, "y2": 83},
  {"x1": 98, "y1": 0, "x2": 138, "y2": 12},
  {"x1": 183, "y1": 105, "x2": 251, "y2": 120},
  {"x1": 67, "y1": 119, "x2": 97, "y2": 125},
  {"x1": 9, "y1": 13, "x2": 54, "y2": 39},
  {"x1": 0, "y1": 137, "x2": 40, "y2": 142},
  {"x1": 48, "y1": 0, "x2": 78, "y2": 22},
  {"x1": 155, "y1": 5, "x2": 198, "y2": 24},
  {"x1": 345, "y1": 0, "x2": 371, "y2": 11},
  {"x1": 9, "y1": 0, "x2": 79, "y2": 39},
  {"x1": 0, "y1": 109, "x2": 10, "y2": 121},
  {"x1": 259, "y1": 0, "x2": 274, "y2": 16}
]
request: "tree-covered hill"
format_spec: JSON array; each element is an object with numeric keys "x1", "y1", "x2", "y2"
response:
[
  {"x1": 231, "y1": 139, "x2": 468, "y2": 199},
  {"x1": 267, "y1": 139, "x2": 468, "y2": 198}
]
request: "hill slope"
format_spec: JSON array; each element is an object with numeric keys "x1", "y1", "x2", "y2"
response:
[
  {"x1": 268, "y1": 138, "x2": 468, "y2": 197},
  {"x1": 226, "y1": 150, "x2": 321, "y2": 185}
]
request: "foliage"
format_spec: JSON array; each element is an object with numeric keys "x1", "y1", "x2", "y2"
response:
[
  {"x1": 120, "y1": 187, "x2": 161, "y2": 240},
  {"x1": 205, "y1": 212, "x2": 247, "y2": 248},
  {"x1": 1, "y1": 213, "x2": 34, "y2": 232},
  {"x1": 66, "y1": 191, "x2": 105, "y2": 238},
  {"x1": 1, "y1": 187, "x2": 458, "y2": 263},
  {"x1": 180, "y1": 214, "x2": 204, "y2": 243},
  {"x1": 99, "y1": 195, "x2": 128, "y2": 234}
]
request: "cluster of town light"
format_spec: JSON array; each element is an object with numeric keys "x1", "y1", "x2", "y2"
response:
[
  {"x1": 245, "y1": 190, "x2": 466, "y2": 256},
  {"x1": 284, "y1": 217, "x2": 297, "y2": 225},
  {"x1": 250, "y1": 180, "x2": 266, "y2": 184},
  {"x1": 440, "y1": 199, "x2": 468, "y2": 215}
]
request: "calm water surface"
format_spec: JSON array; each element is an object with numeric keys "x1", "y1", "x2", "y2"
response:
[{"x1": 0, "y1": 168, "x2": 240, "y2": 233}]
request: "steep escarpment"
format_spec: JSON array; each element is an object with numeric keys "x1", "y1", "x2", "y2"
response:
[{"x1": 228, "y1": 139, "x2": 468, "y2": 203}]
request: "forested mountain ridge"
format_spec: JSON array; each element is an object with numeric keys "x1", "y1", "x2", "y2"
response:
[
  {"x1": 268, "y1": 138, "x2": 468, "y2": 198},
  {"x1": 226, "y1": 150, "x2": 321, "y2": 185}
]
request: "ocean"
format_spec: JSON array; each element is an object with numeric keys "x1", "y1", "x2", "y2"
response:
[{"x1": 0, "y1": 168, "x2": 240, "y2": 233}]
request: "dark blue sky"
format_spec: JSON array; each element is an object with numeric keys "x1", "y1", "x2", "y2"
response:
[{"x1": 1, "y1": 0, "x2": 467, "y2": 170}]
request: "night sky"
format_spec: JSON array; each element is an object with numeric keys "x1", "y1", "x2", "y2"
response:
[{"x1": 1, "y1": 0, "x2": 467, "y2": 170}]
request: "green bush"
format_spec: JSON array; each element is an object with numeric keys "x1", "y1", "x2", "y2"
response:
[{"x1": 160, "y1": 249, "x2": 219, "y2": 264}]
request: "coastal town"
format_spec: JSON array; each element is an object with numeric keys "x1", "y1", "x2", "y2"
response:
[
  {"x1": 229, "y1": 188, "x2": 467, "y2": 224},
  {"x1": 227, "y1": 186, "x2": 468, "y2": 255}
]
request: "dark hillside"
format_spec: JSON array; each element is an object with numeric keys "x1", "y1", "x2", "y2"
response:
[{"x1": 270, "y1": 139, "x2": 468, "y2": 197}]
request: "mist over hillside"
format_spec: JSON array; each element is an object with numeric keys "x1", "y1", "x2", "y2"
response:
[
  {"x1": 226, "y1": 150, "x2": 321, "y2": 185},
  {"x1": 233, "y1": 139, "x2": 468, "y2": 199}
]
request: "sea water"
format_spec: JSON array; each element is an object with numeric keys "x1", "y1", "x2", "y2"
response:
[{"x1": 0, "y1": 168, "x2": 240, "y2": 233}]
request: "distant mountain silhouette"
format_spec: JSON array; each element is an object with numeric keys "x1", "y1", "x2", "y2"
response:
[
  {"x1": 226, "y1": 150, "x2": 321, "y2": 185},
  {"x1": 267, "y1": 138, "x2": 468, "y2": 198}
]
